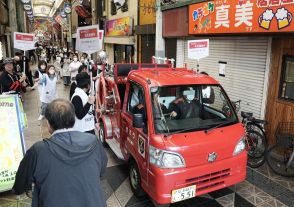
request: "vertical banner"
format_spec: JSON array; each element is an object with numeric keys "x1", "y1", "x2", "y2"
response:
[
  {"x1": 76, "y1": 25, "x2": 104, "y2": 54},
  {"x1": 0, "y1": 95, "x2": 26, "y2": 192}
]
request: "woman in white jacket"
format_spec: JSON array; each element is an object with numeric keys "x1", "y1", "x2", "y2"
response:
[
  {"x1": 38, "y1": 65, "x2": 58, "y2": 120},
  {"x1": 68, "y1": 54, "x2": 81, "y2": 82}
]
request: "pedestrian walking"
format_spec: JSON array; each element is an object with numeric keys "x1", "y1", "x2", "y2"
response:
[
  {"x1": 13, "y1": 99, "x2": 108, "y2": 207},
  {"x1": 71, "y1": 72, "x2": 95, "y2": 134},
  {"x1": 68, "y1": 54, "x2": 81, "y2": 82},
  {"x1": 62, "y1": 54, "x2": 71, "y2": 86},
  {"x1": 38, "y1": 65, "x2": 58, "y2": 120}
]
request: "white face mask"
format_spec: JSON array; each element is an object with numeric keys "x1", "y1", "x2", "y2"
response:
[
  {"x1": 14, "y1": 56, "x2": 20, "y2": 61},
  {"x1": 73, "y1": 58, "x2": 78, "y2": 62},
  {"x1": 41, "y1": 65, "x2": 46, "y2": 70}
]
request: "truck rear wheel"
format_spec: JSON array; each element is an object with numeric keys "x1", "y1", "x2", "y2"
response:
[
  {"x1": 99, "y1": 122, "x2": 108, "y2": 147},
  {"x1": 129, "y1": 161, "x2": 146, "y2": 197}
]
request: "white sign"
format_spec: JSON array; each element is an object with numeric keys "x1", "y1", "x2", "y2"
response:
[
  {"x1": 187, "y1": 39, "x2": 209, "y2": 60},
  {"x1": 219, "y1": 61, "x2": 227, "y2": 77},
  {"x1": 76, "y1": 25, "x2": 104, "y2": 55},
  {"x1": 14, "y1": 32, "x2": 35, "y2": 51}
]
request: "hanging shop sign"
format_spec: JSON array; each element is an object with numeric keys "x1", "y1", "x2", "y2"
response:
[
  {"x1": 76, "y1": 25, "x2": 104, "y2": 54},
  {"x1": 187, "y1": 39, "x2": 209, "y2": 60},
  {"x1": 139, "y1": 0, "x2": 156, "y2": 25},
  {"x1": 75, "y1": 5, "x2": 91, "y2": 18},
  {"x1": 0, "y1": 95, "x2": 26, "y2": 192},
  {"x1": 14, "y1": 32, "x2": 36, "y2": 51},
  {"x1": 23, "y1": 4, "x2": 32, "y2": 11},
  {"x1": 60, "y1": 10, "x2": 67, "y2": 18},
  {"x1": 106, "y1": 17, "x2": 133, "y2": 36},
  {"x1": 64, "y1": 3, "x2": 72, "y2": 14},
  {"x1": 189, "y1": 0, "x2": 294, "y2": 35}
]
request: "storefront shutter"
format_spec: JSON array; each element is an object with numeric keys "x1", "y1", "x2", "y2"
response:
[
  {"x1": 141, "y1": 35, "x2": 155, "y2": 63},
  {"x1": 180, "y1": 37, "x2": 270, "y2": 119}
]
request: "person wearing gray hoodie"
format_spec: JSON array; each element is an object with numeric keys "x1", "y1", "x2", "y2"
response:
[{"x1": 13, "y1": 99, "x2": 108, "y2": 207}]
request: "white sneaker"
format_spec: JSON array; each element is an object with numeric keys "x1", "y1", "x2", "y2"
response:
[{"x1": 38, "y1": 115, "x2": 44, "y2": 121}]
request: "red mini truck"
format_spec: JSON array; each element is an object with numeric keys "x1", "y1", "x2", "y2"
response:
[{"x1": 96, "y1": 64, "x2": 247, "y2": 206}]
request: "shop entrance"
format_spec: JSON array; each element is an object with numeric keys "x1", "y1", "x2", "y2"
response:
[{"x1": 114, "y1": 44, "x2": 134, "y2": 63}]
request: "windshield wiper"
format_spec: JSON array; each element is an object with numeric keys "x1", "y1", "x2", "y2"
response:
[
  {"x1": 164, "y1": 126, "x2": 203, "y2": 137},
  {"x1": 204, "y1": 121, "x2": 233, "y2": 134}
]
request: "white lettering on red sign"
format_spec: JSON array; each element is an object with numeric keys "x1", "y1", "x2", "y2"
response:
[
  {"x1": 189, "y1": 41, "x2": 208, "y2": 49},
  {"x1": 15, "y1": 34, "x2": 34, "y2": 41},
  {"x1": 79, "y1": 29, "x2": 98, "y2": 39}
]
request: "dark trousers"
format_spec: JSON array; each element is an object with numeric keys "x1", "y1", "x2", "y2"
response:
[{"x1": 85, "y1": 129, "x2": 95, "y2": 135}]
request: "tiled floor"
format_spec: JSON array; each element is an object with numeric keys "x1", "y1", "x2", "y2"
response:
[{"x1": 0, "y1": 82, "x2": 293, "y2": 207}]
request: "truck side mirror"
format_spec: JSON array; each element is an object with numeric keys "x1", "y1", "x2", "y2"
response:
[{"x1": 133, "y1": 114, "x2": 143, "y2": 128}]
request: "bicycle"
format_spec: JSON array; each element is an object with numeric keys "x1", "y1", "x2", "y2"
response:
[
  {"x1": 266, "y1": 122, "x2": 294, "y2": 177},
  {"x1": 231, "y1": 100, "x2": 268, "y2": 168}
]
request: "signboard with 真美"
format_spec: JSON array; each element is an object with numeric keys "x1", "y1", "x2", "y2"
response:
[
  {"x1": 76, "y1": 25, "x2": 104, "y2": 54},
  {"x1": 14, "y1": 32, "x2": 35, "y2": 50},
  {"x1": 188, "y1": 39, "x2": 209, "y2": 60},
  {"x1": 189, "y1": 0, "x2": 294, "y2": 35}
]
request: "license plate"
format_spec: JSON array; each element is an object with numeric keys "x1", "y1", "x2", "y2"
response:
[{"x1": 171, "y1": 185, "x2": 196, "y2": 203}]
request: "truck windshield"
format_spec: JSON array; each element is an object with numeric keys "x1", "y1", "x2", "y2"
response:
[{"x1": 151, "y1": 85, "x2": 238, "y2": 135}]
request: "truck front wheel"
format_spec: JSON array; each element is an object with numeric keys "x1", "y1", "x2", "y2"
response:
[{"x1": 129, "y1": 161, "x2": 146, "y2": 197}]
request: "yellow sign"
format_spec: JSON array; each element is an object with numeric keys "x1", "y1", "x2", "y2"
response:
[
  {"x1": 139, "y1": 0, "x2": 156, "y2": 25},
  {"x1": 0, "y1": 95, "x2": 25, "y2": 192}
]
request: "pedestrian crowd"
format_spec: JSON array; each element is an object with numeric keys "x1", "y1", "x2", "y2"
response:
[{"x1": 0, "y1": 43, "x2": 108, "y2": 207}]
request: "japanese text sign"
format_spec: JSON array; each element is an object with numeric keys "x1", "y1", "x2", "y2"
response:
[
  {"x1": 139, "y1": 0, "x2": 156, "y2": 25},
  {"x1": 188, "y1": 39, "x2": 209, "y2": 60},
  {"x1": 14, "y1": 32, "x2": 35, "y2": 51},
  {"x1": 106, "y1": 17, "x2": 133, "y2": 36},
  {"x1": 189, "y1": 0, "x2": 294, "y2": 34},
  {"x1": 0, "y1": 95, "x2": 26, "y2": 192},
  {"x1": 76, "y1": 25, "x2": 104, "y2": 54}
]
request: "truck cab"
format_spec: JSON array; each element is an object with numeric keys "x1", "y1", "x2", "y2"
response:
[{"x1": 96, "y1": 64, "x2": 247, "y2": 206}]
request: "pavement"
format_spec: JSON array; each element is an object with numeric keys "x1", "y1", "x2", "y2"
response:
[{"x1": 0, "y1": 82, "x2": 294, "y2": 207}]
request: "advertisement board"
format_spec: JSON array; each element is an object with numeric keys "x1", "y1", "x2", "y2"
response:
[
  {"x1": 0, "y1": 95, "x2": 26, "y2": 192},
  {"x1": 106, "y1": 17, "x2": 133, "y2": 36},
  {"x1": 189, "y1": 0, "x2": 294, "y2": 35},
  {"x1": 14, "y1": 32, "x2": 35, "y2": 51},
  {"x1": 76, "y1": 25, "x2": 104, "y2": 54}
]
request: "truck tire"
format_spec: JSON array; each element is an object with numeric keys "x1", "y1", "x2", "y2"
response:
[
  {"x1": 129, "y1": 161, "x2": 146, "y2": 197},
  {"x1": 99, "y1": 122, "x2": 108, "y2": 147}
]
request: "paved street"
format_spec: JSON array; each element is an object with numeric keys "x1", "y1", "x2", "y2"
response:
[{"x1": 0, "y1": 83, "x2": 293, "y2": 207}]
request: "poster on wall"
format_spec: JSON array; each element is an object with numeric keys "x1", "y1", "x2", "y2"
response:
[
  {"x1": 14, "y1": 32, "x2": 36, "y2": 51},
  {"x1": 187, "y1": 39, "x2": 209, "y2": 60},
  {"x1": 76, "y1": 25, "x2": 104, "y2": 54},
  {"x1": 0, "y1": 95, "x2": 26, "y2": 192},
  {"x1": 189, "y1": 0, "x2": 294, "y2": 35}
]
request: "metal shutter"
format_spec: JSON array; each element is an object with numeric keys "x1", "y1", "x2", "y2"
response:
[{"x1": 179, "y1": 37, "x2": 270, "y2": 119}]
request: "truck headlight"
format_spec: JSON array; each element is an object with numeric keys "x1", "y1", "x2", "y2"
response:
[
  {"x1": 149, "y1": 145, "x2": 185, "y2": 168},
  {"x1": 233, "y1": 137, "x2": 246, "y2": 156}
]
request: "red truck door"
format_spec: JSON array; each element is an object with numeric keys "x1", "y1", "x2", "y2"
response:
[{"x1": 121, "y1": 81, "x2": 148, "y2": 184}]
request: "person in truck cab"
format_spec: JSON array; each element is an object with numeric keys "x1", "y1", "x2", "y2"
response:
[{"x1": 170, "y1": 87, "x2": 202, "y2": 119}]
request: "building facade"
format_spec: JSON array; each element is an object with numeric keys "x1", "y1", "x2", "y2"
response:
[
  {"x1": 161, "y1": 0, "x2": 294, "y2": 144},
  {"x1": 104, "y1": 0, "x2": 138, "y2": 64}
]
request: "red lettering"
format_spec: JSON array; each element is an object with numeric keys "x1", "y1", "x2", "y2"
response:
[
  {"x1": 270, "y1": 0, "x2": 280, "y2": 5},
  {"x1": 189, "y1": 41, "x2": 208, "y2": 49},
  {"x1": 16, "y1": 34, "x2": 34, "y2": 41},
  {"x1": 282, "y1": 0, "x2": 294, "y2": 4},
  {"x1": 79, "y1": 28, "x2": 98, "y2": 39},
  {"x1": 257, "y1": 0, "x2": 269, "y2": 7}
]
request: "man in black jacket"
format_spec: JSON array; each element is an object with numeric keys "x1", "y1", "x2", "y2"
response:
[{"x1": 13, "y1": 99, "x2": 108, "y2": 207}]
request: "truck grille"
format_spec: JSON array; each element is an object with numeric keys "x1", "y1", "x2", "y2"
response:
[{"x1": 185, "y1": 169, "x2": 230, "y2": 192}]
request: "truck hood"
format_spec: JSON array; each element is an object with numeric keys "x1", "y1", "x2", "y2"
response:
[{"x1": 162, "y1": 123, "x2": 245, "y2": 167}]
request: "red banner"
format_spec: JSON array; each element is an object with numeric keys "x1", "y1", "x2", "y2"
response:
[
  {"x1": 15, "y1": 34, "x2": 34, "y2": 41},
  {"x1": 79, "y1": 28, "x2": 98, "y2": 39}
]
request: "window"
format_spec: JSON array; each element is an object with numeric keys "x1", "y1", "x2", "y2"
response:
[
  {"x1": 127, "y1": 82, "x2": 145, "y2": 116},
  {"x1": 279, "y1": 55, "x2": 294, "y2": 102}
]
